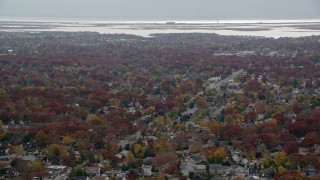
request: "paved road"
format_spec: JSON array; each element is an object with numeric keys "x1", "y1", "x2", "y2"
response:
[
  {"x1": 188, "y1": 69, "x2": 245, "y2": 104},
  {"x1": 208, "y1": 69, "x2": 244, "y2": 90},
  {"x1": 119, "y1": 130, "x2": 141, "y2": 147}
]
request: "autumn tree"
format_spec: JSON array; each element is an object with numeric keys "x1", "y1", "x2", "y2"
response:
[
  {"x1": 155, "y1": 116, "x2": 166, "y2": 129},
  {"x1": 274, "y1": 151, "x2": 290, "y2": 171},
  {"x1": 133, "y1": 143, "x2": 146, "y2": 158},
  {"x1": 279, "y1": 132, "x2": 296, "y2": 144},
  {"x1": 154, "y1": 139, "x2": 173, "y2": 153},
  {"x1": 125, "y1": 152, "x2": 135, "y2": 167},
  {"x1": 172, "y1": 132, "x2": 188, "y2": 151},
  {"x1": 274, "y1": 170, "x2": 303, "y2": 180},
  {"x1": 288, "y1": 154, "x2": 309, "y2": 169},
  {"x1": 208, "y1": 121, "x2": 219, "y2": 135},
  {"x1": 259, "y1": 133, "x2": 279, "y2": 148},
  {"x1": 221, "y1": 125, "x2": 242, "y2": 140},
  {"x1": 287, "y1": 121, "x2": 308, "y2": 137},
  {"x1": 10, "y1": 157, "x2": 28, "y2": 174},
  {"x1": 85, "y1": 114, "x2": 103, "y2": 126},
  {"x1": 13, "y1": 145, "x2": 25, "y2": 156},
  {"x1": 196, "y1": 97, "x2": 207, "y2": 109},
  {"x1": 29, "y1": 161, "x2": 46, "y2": 178},
  {"x1": 245, "y1": 111, "x2": 257, "y2": 122},
  {"x1": 190, "y1": 141, "x2": 202, "y2": 153},
  {"x1": 45, "y1": 144, "x2": 67, "y2": 164},
  {"x1": 205, "y1": 147, "x2": 227, "y2": 163},
  {"x1": 262, "y1": 155, "x2": 272, "y2": 168},
  {"x1": 35, "y1": 130, "x2": 49, "y2": 147},
  {"x1": 153, "y1": 152, "x2": 178, "y2": 171},
  {"x1": 282, "y1": 141, "x2": 299, "y2": 155},
  {"x1": 62, "y1": 135, "x2": 73, "y2": 146},
  {"x1": 301, "y1": 132, "x2": 320, "y2": 152}
]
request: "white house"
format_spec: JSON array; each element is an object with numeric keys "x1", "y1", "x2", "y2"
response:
[
  {"x1": 86, "y1": 167, "x2": 101, "y2": 176},
  {"x1": 142, "y1": 165, "x2": 153, "y2": 176}
]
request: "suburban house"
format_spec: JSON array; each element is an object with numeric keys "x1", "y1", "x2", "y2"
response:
[
  {"x1": 142, "y1": 165, "x2": 153, "y2": 177},
  {"x1": 229, "y1": 165, "x2": 248, "y2": 176},
  {"x1": 86, "y1": 166, "x2": 101, "y2": 176},
  {"x1": 193, "y1": 164, "x2": 207, "y2": 177},
  {"x1": 209, "y1": 164, "x2": 229, "y2": 176},
  {"x1": 47, "y1": 165, "x2": 68, "y2": 175},
  {"x1": 180, "y1": 155, "x2": 208, "y2": 177},
  {"x1": 103, "y1": 168, "x2": 123, "y2": 177}
]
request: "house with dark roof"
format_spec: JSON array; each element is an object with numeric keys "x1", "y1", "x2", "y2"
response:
[{"x1": 190, "y1": 155, "x2": 206, "y2": 164}]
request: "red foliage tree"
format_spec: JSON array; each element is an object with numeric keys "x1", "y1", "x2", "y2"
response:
[
  {"x1": 283, "y1": 141, "x2": 299, "y2": 155},
  {"x1": 222, "y1": 125, "x2": 242, "y2": 140},
  {"x1": 279, "y1": 132, "x2": 296, "y2": 144}
]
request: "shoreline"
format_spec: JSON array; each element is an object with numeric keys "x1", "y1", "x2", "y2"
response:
[{"x1": 1, "y1": 19, "x2": 320, "y2": 38}]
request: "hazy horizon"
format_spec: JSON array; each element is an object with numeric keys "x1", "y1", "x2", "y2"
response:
[{"x1": 1, "y1": 0, "x2": 320, "y2": 20}]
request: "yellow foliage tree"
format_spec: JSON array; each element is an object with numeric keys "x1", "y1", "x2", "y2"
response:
[
  {"x1": 14, "y1": 145, "x2": 25, "y2": 156},
  {"x1": 155, "y1": 116, "x2": 165, "y2": 129},
  {"x1": 86, "y1": 114, "x2": 103, "y2": 126},
  {"x1": 62, "y1": 135, "x2": 73, "y2": 146},
  {"x1": 29, "y1": 161, "x2": 45, "y2": 177},
  {"x1": 134, "y1": 144, "x2": 146, "y2": 158},
  {"x1": 206, "y1": 147, "x2": 226, "y2": 163},
  {"x1": 225, "y1": 114, "x2": 244, "y2": 125},
  {"x1": 199, "y1": 120, "x2": 207, "y2": 128},
  {"x1": 277, "y1": 166, "x2": 286, "y2": 174},
  {"x1": 166, "y1": 115, "x2": 173, "y2": 126},
  {"x1": 170, "y1": 107, "x2": 180, "y2": 117},
  {"x1": 214, "y1": 147, "x2": 227, "y2": 162},
  {"x1": 263, "y1": 155, "x2": 272, "y2": 168},
  {"x1": 273, "y1": 105, "x2": 285, "y2": 114},
  {"x1": 208, "y1": 121, "x2": 219, "y2": 134},
  {"x1": 274, "y1": 151, "x2": 289, "y2": 169},
  {"x1": 109, "y1": 98, "x2": 120, "y2": 107},
  {"x1": 267, "y1": 118, "x2": 278, "y2": 125},
  {"x1": 154, "y1": 139, "x2": 173, "y2": 153}
]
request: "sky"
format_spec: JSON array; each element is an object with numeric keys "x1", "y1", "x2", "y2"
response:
[{"x1": 0, "y1": 0, "x2": 320, "y2": 20}]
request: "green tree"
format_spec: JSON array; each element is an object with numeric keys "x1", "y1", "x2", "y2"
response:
[{"x1": 71, "y1": 166, "x2": 87, "y2": 177}]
